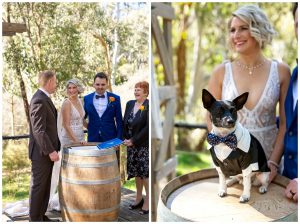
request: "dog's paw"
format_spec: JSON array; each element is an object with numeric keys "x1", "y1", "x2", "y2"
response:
[
  {"x1": 218, "y1": 190, "x2": 227, "y2": 197},
  {"x1": 239, "y1": 195, "x2": 250, "y2": 203},
  {"x1": 259, "y1": 186, "x2": 267, "y2": 194}
]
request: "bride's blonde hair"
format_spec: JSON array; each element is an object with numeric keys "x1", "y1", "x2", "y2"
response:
[
  {"x1": 228, "y1": 5, "x2": 277, "y2": 49},
  {"x1": 66, "y1": 78, "x2": 84, "y2": 94}
]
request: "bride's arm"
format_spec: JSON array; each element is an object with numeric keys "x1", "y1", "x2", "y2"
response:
[
  {"x1": 62, "y1": 100, "x2": 79, "y2": 143},
  {"x1": 268, "y1": 62, "x2": 290, "y2": 182}
]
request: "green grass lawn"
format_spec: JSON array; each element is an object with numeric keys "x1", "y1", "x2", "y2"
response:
[
  {"x1": 123, "y1": 178, "x2": 136, "y2": 191},
  {"x1": 176, "y1": 150, "x2": 213, "y2": 176},
  {"x1": 2, "y1": 171, "x2": 30, "y2": 204}
]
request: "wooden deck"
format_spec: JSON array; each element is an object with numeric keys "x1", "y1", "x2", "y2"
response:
[{"x1": 2, "y1": 188, "x2": 149, "y2": 222}]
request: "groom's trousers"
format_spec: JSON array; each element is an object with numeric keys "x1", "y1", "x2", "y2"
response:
[{"x1": 29, "y1": 157, "x2": 54, "y2": 221}]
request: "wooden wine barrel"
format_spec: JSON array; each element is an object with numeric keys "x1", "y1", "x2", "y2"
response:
[
  {"x1": 157, "y1": 168, "x2": 298, "y2": 222},
  {"x1": 59, "y1": 144, "x2": 121, "y2": 222}
]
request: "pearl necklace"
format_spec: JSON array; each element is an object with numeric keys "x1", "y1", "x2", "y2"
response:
[{"x1": 236, "y1": 59, "x2": 265, "y2": 75}]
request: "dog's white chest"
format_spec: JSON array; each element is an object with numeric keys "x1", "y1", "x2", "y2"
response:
[{"x1": 214, "y1": 144, "x2": 232, "y2": 162}]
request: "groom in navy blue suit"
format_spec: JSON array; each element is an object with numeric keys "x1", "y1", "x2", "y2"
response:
[
  {"x1": 84, "y1": 72, "x2": 123, "y2": 142},
  {"x1": 282, "y1": 2, "x2": 298, "y2": 202}
]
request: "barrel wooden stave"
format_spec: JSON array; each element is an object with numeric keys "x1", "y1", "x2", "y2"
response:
[
  {"x1": 61, "y1": 165, "x2": 119, "y2": 181},
  {"x1": 61, "y1": 209, "x2": 119, "y2": 222},
  {"x1": 59, "y1": 145, "x2": 121, "y2": 222}
]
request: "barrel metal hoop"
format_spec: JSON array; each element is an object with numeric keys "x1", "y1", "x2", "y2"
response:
[
  {"x1": 60, "y1": 176, "x2": 120, "y2": 185},
  {"x1": 61, "y1": 204, "x2": 120, "y2": 214},
  {"x1": 63, "y1": 148, "x2": 114, "y2": 157},
  {"x1": 62, "y1": 160, "x2": 118, "y2": 168}
]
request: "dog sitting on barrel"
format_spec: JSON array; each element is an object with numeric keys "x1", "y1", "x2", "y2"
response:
[{"x1": 202, "y1": 89, "x2": 270, "y2": 203}]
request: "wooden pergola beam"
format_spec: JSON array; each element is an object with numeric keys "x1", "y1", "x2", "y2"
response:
[
  {"x1": 151, "y1": 3, "x2": 175, "y2": 20},
  {"x1": 2, "y1": 22, "x2": 26, "y2": 36}
]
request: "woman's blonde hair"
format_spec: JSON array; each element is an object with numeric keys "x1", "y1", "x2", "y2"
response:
[
  {"x1": 228, "y1": 5, "x2": 277, "y2": 49},
  {"x1": 66, "y1": 78, "x2": 84, "y2": 94}
]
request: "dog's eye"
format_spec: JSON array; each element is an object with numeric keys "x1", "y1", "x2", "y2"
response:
[{"x1": 229, "y1": 108, "x2": 236, "y2": 113}]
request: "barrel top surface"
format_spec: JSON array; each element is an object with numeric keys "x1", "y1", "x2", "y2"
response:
[
  {"x1": 162, "y1": 169, "x2": 298, "y2": 222},
  {"x1": 63, "y1": 144, "x2": 115, "y2": 157}
]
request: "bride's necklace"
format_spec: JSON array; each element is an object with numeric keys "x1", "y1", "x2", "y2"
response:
[{"x1": 236, "y1": 59, "x2": 265, "y2": 75}]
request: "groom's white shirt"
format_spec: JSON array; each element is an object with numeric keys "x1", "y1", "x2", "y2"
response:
[
  {"x1": 39, "y1": 88, "x2": 50, "y2": 97},
  {"x1": 93, "y1": 91, "x2": 108, "y2": 118}
]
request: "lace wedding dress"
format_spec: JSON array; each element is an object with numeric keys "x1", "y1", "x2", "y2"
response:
[
  {"x1": 48, "y1": 98, "x2": 85, "y2": 211},
  {"x1": 3, "y1": 98, "x2": 85, "y2": 217},
  {"x1": 222, "y1": 61, "x2": 280, "y2": 159}
]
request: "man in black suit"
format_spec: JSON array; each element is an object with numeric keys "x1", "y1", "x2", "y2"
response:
[{"x1": 28, "y1": 70, "x2": 60, "y2": 221}]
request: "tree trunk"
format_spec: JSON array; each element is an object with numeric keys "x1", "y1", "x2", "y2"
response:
[
  {"x1": 111, "y1": 3, "x2": 120, "y2": 86},
  {"x1": 10, "y1": 95, "x2": 15, "y2": 136},
  {"x1": 187, "y1": 7, "x2": 206, "y2": 114},
  {"x1": 10, "y1": 38, "x2": 30, "y2": 125},
  {"x1": 176, "y1": 38, "x2": 186, "y2": 116},
  {"x1": 93, "y1": 33, "x2": 113, "y2": 92},
  {"x1": 16, "y1": 66, "x2": 30, "y2": 124}
]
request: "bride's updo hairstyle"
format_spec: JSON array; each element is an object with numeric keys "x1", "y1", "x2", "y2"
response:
[
  {"x1": 228, "y1": 5, "x2": 277, "y2": 49},
  {"x1": 66, "y1": 78, "x2": 84, "y2": 94}
]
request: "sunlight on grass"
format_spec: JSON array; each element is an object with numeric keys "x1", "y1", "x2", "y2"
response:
[
  {"x1": 123, "y1": 178, "x2": 136, "y2": 191},
  {"x1": 2, "y1": 171, "x2": 30, "y2": 204},
  {"x1": 176, "y1": 150, "x2": 213, "y2": 176}
]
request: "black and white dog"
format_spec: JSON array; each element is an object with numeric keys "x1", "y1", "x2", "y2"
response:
[{"x1": 202, "y1": 89, "x2": 270, "y2": 203}]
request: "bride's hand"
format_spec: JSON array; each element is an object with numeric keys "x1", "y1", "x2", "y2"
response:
[{"x1": 80, "y1": 141, "x2": 87, "y2": 145}]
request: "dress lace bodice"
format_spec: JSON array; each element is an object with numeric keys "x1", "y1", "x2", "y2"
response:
[
  {"x1": 222, "y1": 61, "x2": 280, "y2": 159},
  {"x1": 60, "y1": 98, "x2": 85, "y2": 146}
]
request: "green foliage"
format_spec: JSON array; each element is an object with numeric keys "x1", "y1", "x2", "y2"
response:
[
  {"x1": 2, "y1": 140, "x2": 30, "y2": 171},
  {"x1": 2, "y1": 139, "x2": 31, "y2": 203},
  {"x1": 3, "y1": 2, "x2": 148, "y2": 97},
  {"x1": 176, "y1": 150, "x2": 212, "y2": 176}
]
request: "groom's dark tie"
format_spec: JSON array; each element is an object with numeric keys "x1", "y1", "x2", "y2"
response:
[{"x1": 96, "y1": 95, "x2": 105, "y2": 99}]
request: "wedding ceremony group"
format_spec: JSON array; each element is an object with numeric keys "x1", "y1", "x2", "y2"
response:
[{"x1": 2, "y1": 1, "x2": 299, "y2": 223}]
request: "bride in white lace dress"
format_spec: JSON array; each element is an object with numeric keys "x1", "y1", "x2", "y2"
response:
[
  {"x1": 3, "y1": 79, "x2": 86, "y2": 217},
  {"x1": 48, "y1": 78, "x2": 87, "y2": 211},
  {"x1": 207, "y1": 5, "x2": 290, "y2": 182}
]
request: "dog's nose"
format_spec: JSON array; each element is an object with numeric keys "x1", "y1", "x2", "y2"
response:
[{"x1": 226, "y1": 117, "x2": 235, "y2": 125}]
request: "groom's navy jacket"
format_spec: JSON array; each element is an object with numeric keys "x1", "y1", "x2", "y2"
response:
[
  {"x1": 283, "y1": 65, "x2": 298, "y2": 179},
  {"x1": 84, "y1": 91, "x2": 123, "y2": 142}
]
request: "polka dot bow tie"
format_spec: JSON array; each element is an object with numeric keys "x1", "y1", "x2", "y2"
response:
[{"x1": 207, "y1": 132, "x2": 237, "y2": 150}]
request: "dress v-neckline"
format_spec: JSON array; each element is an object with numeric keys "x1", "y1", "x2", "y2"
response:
[
  {"x1": 228, "y1": 61, "x2": 274, "y2": 112},
  {"x1": 68, "y1": 98, "x2": 84, "y2": 118}
]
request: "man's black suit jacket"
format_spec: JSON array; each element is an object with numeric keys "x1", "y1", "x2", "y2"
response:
[
  {"x1": 123, "y1": 99, "x2": 149, "y2": 147},
  {"x1": 29, "y1": 89, "x2": 60, "y2": 160}
]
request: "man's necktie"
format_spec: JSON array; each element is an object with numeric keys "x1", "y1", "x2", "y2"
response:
[
  {"x1": 207, "y1": 132, "x2": 237, "y2": 150},
  {"x1": 96, "y1": 95, "x2": 105, "y2": 99}
]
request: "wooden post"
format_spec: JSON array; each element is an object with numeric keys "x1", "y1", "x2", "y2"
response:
[
  {"x1": 2, "y1": 22, "x2": 26, "y2": 36},
  {"x1": 151, "y1": 3, "x2": 176, "y2": 221}
]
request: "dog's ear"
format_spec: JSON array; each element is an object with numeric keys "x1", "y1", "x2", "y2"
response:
[
  {"x1": 233, "y1": 92, "x2": 249, "y2": 110},
  {"x1": 202, "y1": 89, "x2": 216, "y2": 110}
]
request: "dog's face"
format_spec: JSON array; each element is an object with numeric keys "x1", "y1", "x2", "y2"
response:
[{"x1": 202, "y1": 89, "x2": 249, "y2": 128}]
